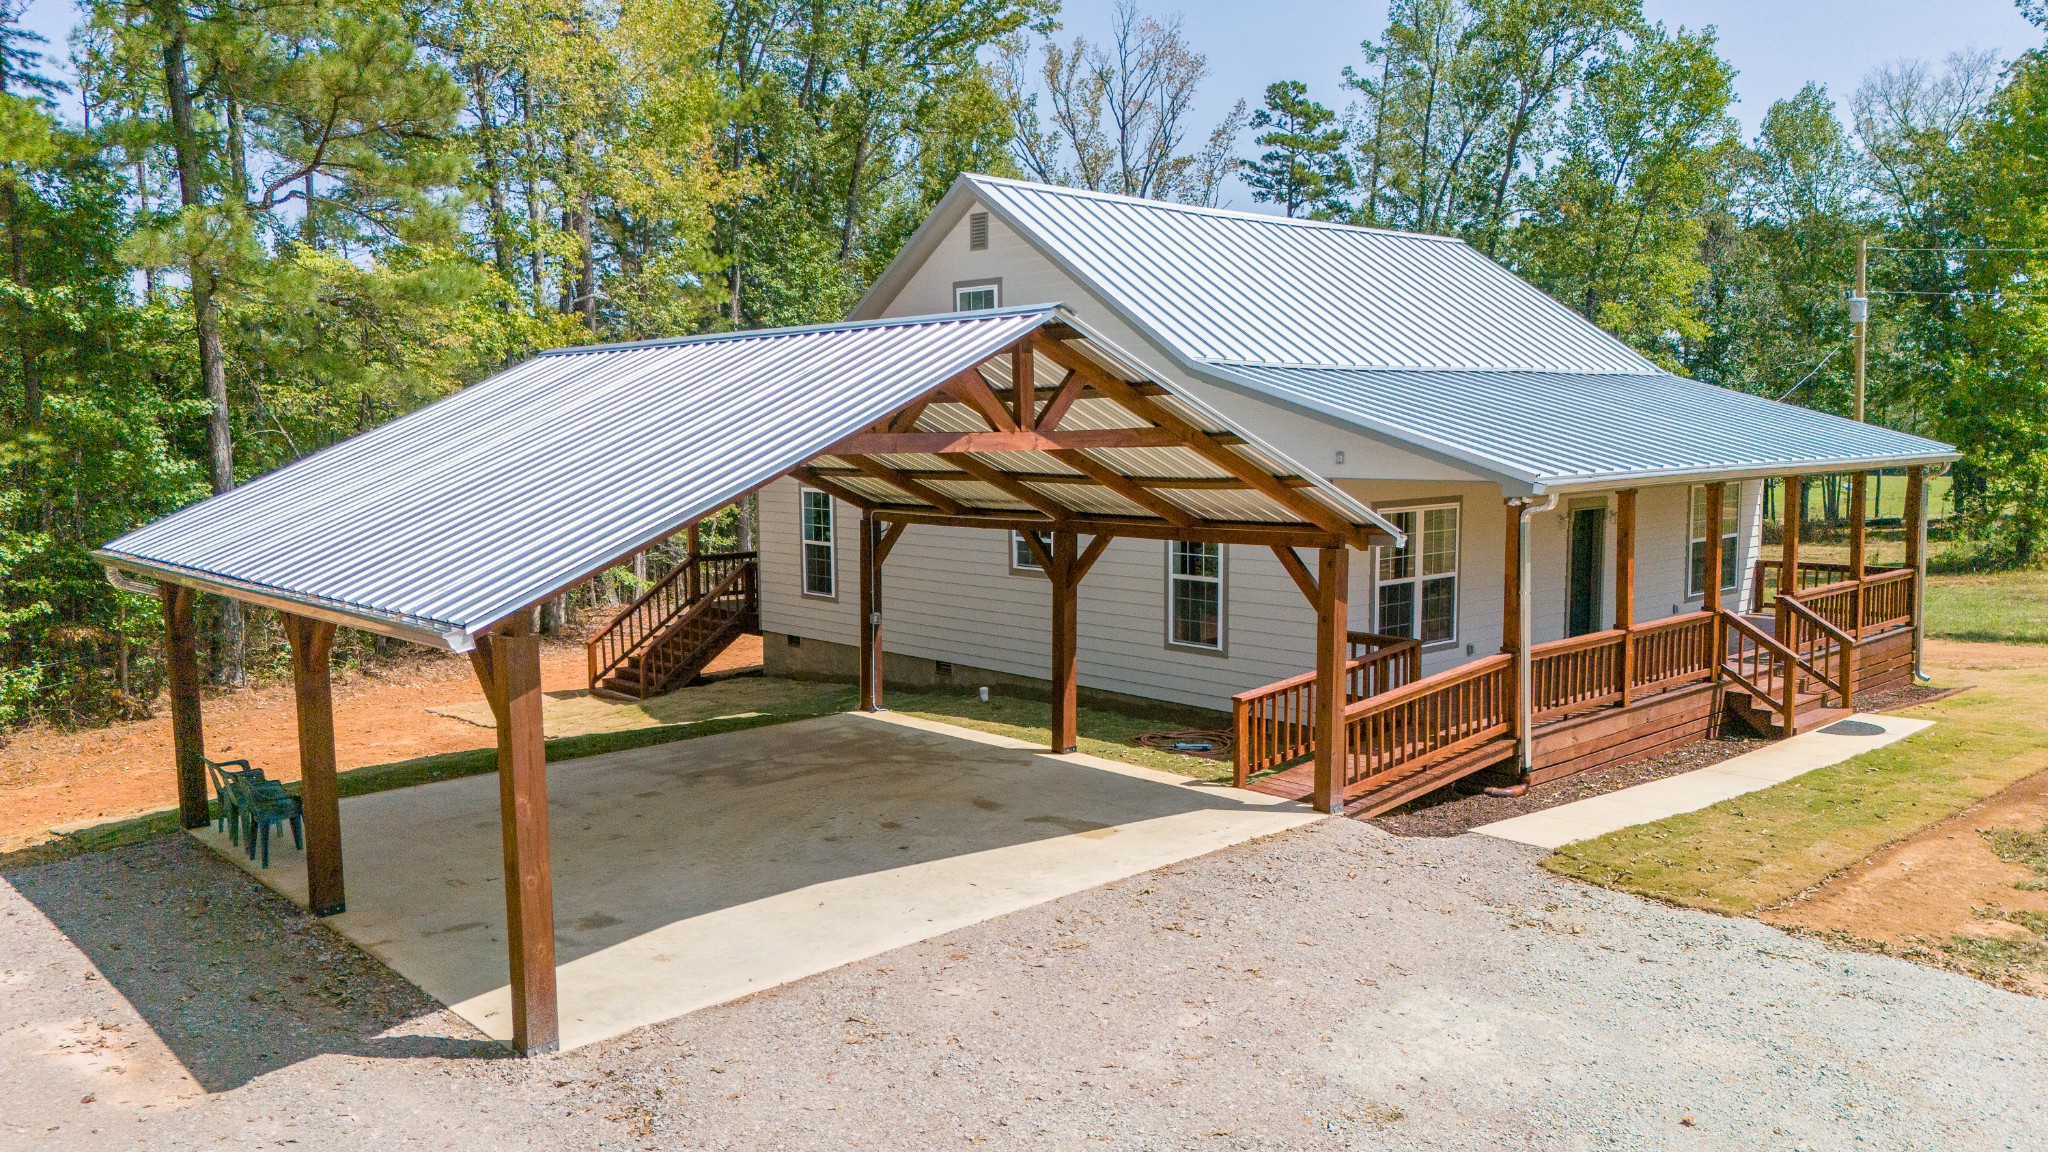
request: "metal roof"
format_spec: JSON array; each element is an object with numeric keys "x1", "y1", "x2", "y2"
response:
[
  {"x1": 858, "y1": 175, "x2": 1958, "y2": 490},
  {"x1": 98, "y1": 305, "x2": 1395, "y2": 648},
  {"x1": 956, "y1": 175, "x2": 1658, "y2": 375},
  {"x1": 1210, "y1": 364, "x2": 1959, "y2": 491}
]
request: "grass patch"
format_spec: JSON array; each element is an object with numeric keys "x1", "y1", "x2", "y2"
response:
[
  {"x1": 887, "y1": 686, "x2": 1234, "y2": 782},
  {"x1": 0, "y1": 707, "x2": 840, "y2": 871},
  {"x1": 1542, "y1": 646, "x2": 2048, "y2": 915},
  {"x1": 1925, "y1": 570, "x2": 2048, "y2": 645}
]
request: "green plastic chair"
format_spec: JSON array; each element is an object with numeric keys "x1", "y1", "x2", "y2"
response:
[
  {"x1": 226, "y1": 769, "x2": 304, "y2": 868},
  {"x1": 205, "y1": 758, "x2": 262, "y2": 846}
]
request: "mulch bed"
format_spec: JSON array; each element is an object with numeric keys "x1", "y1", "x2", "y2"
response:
[
  {"x1": 1368, "y1": 678, "x2": 1969, "y2": 839},
  {"x1": 1369, "y1": 736, "x2": 1767, "y2": 838}
]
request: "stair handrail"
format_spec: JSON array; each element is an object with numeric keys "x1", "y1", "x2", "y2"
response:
[
  {"x1": 1778, "y1": 595, "x2": 1853, "y2": 707},
  {"x1": 1719, "y1": 612, "x2": 1803, "y2": 733},
  {"x1": 587, "y1": 550, "x2": 757, "y2": 689},
  {"x1": 635, "y1": 557, "x2": 756, "y2": 696}
]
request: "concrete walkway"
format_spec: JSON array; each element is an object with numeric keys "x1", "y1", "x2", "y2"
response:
[
  {"x1": 190, "y1": 710, "x2": 1315, "y2": 1053},
  {"x1": 1473, "y1": 712, "x2": 1936, "y2": 849}
]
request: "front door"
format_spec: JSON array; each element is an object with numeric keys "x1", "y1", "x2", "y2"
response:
[{"x1": 1567, "y1": 504, "x2": 1605, "y2": 637}]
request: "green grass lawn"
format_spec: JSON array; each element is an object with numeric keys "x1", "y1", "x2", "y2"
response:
[
  {"x1": 1543, "y1": 642, "x2": 2048, "y2": 916},
  {"x1": 1926, "y1": 569, "x2": 2048, "y2": 645},
  {"x1": 888, "y1": 687, "x2": 1234, "y2": 782}
]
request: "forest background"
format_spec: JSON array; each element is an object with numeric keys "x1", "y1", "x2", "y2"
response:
[{"x1": 5, "y1": 0, "x2": 2047, "y2": 726}]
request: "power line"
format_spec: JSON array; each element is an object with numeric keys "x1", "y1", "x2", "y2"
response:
[
  {"x1": 1869, "y1": 245, "x2": 2048, "y2": 254},
  {"x1": 1868, "y1": 288, "x2": 2048, "y2": 300},
  {"x1": 1777, "y1": 344, "x2": 1845, "y2": 403}
]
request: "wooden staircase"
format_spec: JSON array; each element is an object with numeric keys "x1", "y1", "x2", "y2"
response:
[{"x1": 587, "y1": 551, "x2": 759, "y2": 699}]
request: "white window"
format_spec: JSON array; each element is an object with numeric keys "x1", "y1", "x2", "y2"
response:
[
  {"x1": 799, "y1": 487, "x2": 835, "y2": 598},
  {"x1": 1689, "y1": 485, "x2": 1739, "y2": 598},
  {"x1": 1010, "y1": 529, "x2": 1049, "y2": 573},
  {"x1": 955, "y1": 281, "x2": 998, "y2": 311},
  {"x1": 1377, "y1": 505, "x2": 1459, "y2": 646},
  {"x1": 1166, "y1": 541, "x2": 1224, "y2": 650}
]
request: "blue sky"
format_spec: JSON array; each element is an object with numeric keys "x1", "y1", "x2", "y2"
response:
[{"x1": 17, "y1": 0, "x2": 2044, "y2": 209}]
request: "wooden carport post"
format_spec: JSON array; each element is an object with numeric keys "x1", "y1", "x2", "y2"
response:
[
  {"x1": 161, "y1": 585, "x2": 209, "y2": 830},
  {"x1": 858, "y1": 510, "x2": 881, "y2": 711},
  {"x1": 1021, "y1": 530, "x2": 1109, "y2": 754},
  {"x1": 1311, "y1": 546, "x2": 1349, "y2": 815},
  {"x1": 470, "y1": 619, "x2": 558, "y2": 1056},
  {"x1": 281, "y1": 614, "x2": 345, "y2": 915}
]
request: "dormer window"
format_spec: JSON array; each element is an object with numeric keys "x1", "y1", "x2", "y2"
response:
[{"x1": 954, "y1": 280, "x2": 999, "y2": 311}]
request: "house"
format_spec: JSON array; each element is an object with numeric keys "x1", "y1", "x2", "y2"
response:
[
  {"x1": 91, "y1": 175, "x2": 1955, "y2": 1056},
  {"x1": 749, "y1": 174, "x2": 1956, "y2": 807}
]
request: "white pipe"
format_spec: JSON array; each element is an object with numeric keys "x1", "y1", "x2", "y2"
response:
[
  {"x1": 1515, "y1": 494, "x2": 1558, "y2": 780},
  {"x1": 1912, "y1": 463, "x2": 1951, "y2": 683}
]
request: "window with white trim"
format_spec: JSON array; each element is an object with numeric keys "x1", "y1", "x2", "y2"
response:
[
  {"x1": 955, "y1": 281, "x2": 998, "y2": 311},
  {"x1": 1688, "y1": 485, "x2": 1739, "y2": 598},
  {"x1": 1376, "y1": 505, "x2": 1459, "y2": 646},
  {"x1": 1010, "y1": 529, "x2": 1049, "y2": 572},
  {"x1": 799, "y1": 487, "x2": 835, "y2": 598},
  {"x1": 1166, "y1": 541, "x2": 1224, "y2": 650}
]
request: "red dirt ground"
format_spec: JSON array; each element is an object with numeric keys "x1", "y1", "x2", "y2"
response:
[{"x1": 0, "y1": 634, "x2": 763, "y2": 852}]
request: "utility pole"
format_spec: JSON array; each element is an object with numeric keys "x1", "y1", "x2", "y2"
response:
[{"x1": 1851, "y1": 237, "x2": 1869, "y2": 423}]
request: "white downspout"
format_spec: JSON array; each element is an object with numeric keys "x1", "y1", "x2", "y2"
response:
[
  {"x1": 1515, "y1": 494, "x2": 1557, "y2": 781},
  {"x1": 1913, "y1": 463, "x2": 1951, "y2": 683}
]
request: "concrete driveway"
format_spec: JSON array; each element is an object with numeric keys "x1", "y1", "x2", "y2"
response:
[{"x1": 192, "y1": 710, "x2": 1315, "y2": 1051}]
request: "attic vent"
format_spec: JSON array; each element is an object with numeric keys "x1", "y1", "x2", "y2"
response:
[{"x1": 968, "y1": 211, "x2": 989, "y2": 251}]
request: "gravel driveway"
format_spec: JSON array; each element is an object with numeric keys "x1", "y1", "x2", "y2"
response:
[{"x1": 5, "y1": 820, "x2": 2045, "y2": 1151}]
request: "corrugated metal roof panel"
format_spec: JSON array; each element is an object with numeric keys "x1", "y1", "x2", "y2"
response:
[
  {"x1": 100, "y1": 308, "x2": 1064, "y2": 644},
  {"x1": 968, "y1": 175, "x2": 1657, "y2": 375},
  {"x1": 1212, "y1": 364, "x2": 1959, "y2": 489}
]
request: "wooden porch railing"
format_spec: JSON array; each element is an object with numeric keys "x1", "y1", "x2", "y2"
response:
[
  {"x1": 1341, "y1": 654, "x2": 1512, "y2": 795},
  {"x1": 587, "y1": 550, "x2": 758, "y2": 691},
  {"x1": 1529, "y1": 630, "x2": 1625, "y2": 721},
  {"x1": 1628, "y1": 611, "x2": 1718, "y2": 696},
  {"x1": 1720, "y1": 612, "x2": 1802, "y2": 734},
  {"x1": 1230, "y1": 631, "x2": 1421, "y2": 785},
  {"x1": 1750, "y1": 559, "x2": 1912, "y2": 615},
  {"x1": 1859, "y1": 567, "x2": 1915, "y2": 632}
]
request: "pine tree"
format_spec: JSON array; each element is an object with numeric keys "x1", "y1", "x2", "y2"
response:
[{"x1": 1241, "y1": 80, "x2": 1352, "y2": 218}]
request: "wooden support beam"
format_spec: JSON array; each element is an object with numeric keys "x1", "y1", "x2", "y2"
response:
[
  {"x1": 1049, "y1": 530, "x2": 1081, "y2": 753},
  {"x1": 941, "y1": 368, "x2": 1019, "y2": 432},
  {"x1": 1311, "y1": 546, "x2": 1350, "y2": 814},
  {"x1": 875, "y1": 521, "x2": 907, "y2": 565},
  {"x1": 1905, "y1": 466, "x2": 1928, "y2": 672},
  {"x1": 1035, "y1": 369, "x2": 1083, "y2": 431},
  {"x1": 282, "y1": 614, "x2": 344, "y2": 916},
  {"x1": 791, "y1": 468, "x2": 878, "y2": 512},
  {"x1": 842, "y1": 455, "x2": 967, "y2": 515},
  {"x1": 1012, "y1": 339, "x2": 1035, "y2": 429},
  {"x1": 1778, "y1": 475, "x2": 1803, "y2": 638},
  {"x1": 859, "y1": 511, "x2": 881, "y2": 711},
  {"x1": 1072, "y1": 533, "x2": 1112, "y2": 583},
  {"x1": 1270, "y1": 545, "x2": 1319, "y2": 606},
  {"x1": 1018, "y1": 527, "x2": 1056, "y2": 574},
  {"x1": 947, "y1": 454, "x2": 1070, "y2": 521},
  {"x1": 1047, "y1": 449, "x2": 1196, "y2": 528},
  {"x1": 801, "y1": 465, "x2": 1299, "y2": 490},
  {"x1": 1850, "y1": 471, "x2": 1869, "y2": 638},
  {"x1": 469, "y1": 625, "x2": 558, "y2": 1056},
  {"x1": 1034, "y1": 339, "x2": 1368, "y2": 545},
  {"x1": 162, "y1": 585, "x2": 208, "y2": 831},
  {"x1": 1703, "y1": 483, "x2": 1726, "y2": 617},
  {"x1": 824, "y1": 428, "x2": 1188, "y2": 456},
  {"x1": 869, "y1": 506, "x2": 1343, "y2": 549},
  {"x1": 887, "y1": 396, "x2": 931, "y2": 433}
]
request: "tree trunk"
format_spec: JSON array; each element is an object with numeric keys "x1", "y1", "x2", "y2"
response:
[{"x1": 160, "y1": 4, "x2": 244, "y2": 684}]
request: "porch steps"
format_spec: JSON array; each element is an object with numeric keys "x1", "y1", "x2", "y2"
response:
[
  {"x1": 1723, "y1": 685, "x2": 1854, "y2": 739},
  {"x1": 1242, "y1": 737, "x2": 1517, "y2": 818},
  {"x1": 1341, "y1": 738, "x2": 1518, "y2": 818},
  {"x1": 595, "y1": 611, "x2": 753, "y2": 699}
]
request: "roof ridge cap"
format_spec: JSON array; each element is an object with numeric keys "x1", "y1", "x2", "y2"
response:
[
  {"x1": 540, "y1": 303, "x2": 1061, "y2": 357},
  {"x1": 965, "y1": 173, "x2": 1467, "y2": 244}
]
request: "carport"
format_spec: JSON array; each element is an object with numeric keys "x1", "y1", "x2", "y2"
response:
[{"x1": 95, "y1": 304, "x2": 1398, "y2": 1054}]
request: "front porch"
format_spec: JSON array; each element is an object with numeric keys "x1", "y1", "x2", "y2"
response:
[{"x1": 1233, "y1": 470, "x2": 1934, "y2": 816}]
